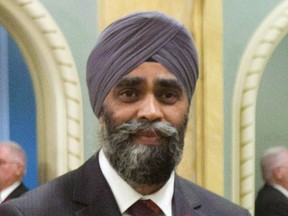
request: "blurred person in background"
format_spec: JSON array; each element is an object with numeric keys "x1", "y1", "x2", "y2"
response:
[
  {"x1": 255, "y1": 146, "x2": 288, "y2": 216},
  {"x1": 0, "y1": 141, "x2": 28, "y2": 203}
]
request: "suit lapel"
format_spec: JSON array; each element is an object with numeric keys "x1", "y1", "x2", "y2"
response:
[
  {"x1": 73, "y1": 153, "x2": 122, "y2": 216},
  {"x1": 173, "y1": 175, "x2": 206, "y2": 216},
  {"x1": 71, "y1": 154, "x2": 209, "y2": 216}
]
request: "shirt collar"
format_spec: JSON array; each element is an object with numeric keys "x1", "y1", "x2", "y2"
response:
[
  {"x1": 0, "y1": 181, "x2": 21, "y2": 203},
  {"x1": 99, "y1": 149, "x2": 175, "y2": 216},
  {"x1": 272, "y1": 184, "x2": 288, "y2": 198}
]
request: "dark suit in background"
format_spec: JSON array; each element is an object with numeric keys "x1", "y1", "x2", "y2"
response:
[
  {"x1": 255, "y1": 184, "x2": 288, "y2": 216},
  {"x1": 0, "y1": 153, "x2": 250, "y2": 216}
]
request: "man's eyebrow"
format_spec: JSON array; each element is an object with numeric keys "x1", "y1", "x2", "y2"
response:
[
  {"x1": 155, "y1": 78, "x2": 184, "y2": 91},
  {"x1": 114, "y1": 77, "x2": 145, "y2": 88}
]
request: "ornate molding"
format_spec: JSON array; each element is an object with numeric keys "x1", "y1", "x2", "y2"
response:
[
  {"x1": 0, "y1": 0, "x2": 83, "y2": 183},
  {"x1": 232, "y1": 1, "x2": 288, "y2": 214}
]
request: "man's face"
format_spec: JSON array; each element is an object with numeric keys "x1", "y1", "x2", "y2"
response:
[
  {"x1": 99, "y1": 62, "x2": 189, "y2": 185},
  {"x1": 0, "y1": 146, "x2": 22, "y2": 190}
]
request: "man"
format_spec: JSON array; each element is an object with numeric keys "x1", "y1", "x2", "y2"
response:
[
  {"x1": 0, "y1": 11, "x2": 249, "y2": 215},
  {"x1": 0, "y1": 141, "x2": 28, "y2": 203},
  {"x1": 255, "y1": 146, "x2": 288, "y2": 216}
]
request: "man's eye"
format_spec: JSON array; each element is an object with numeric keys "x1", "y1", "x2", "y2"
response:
[
  {"x1": 118, "y1": 89, "x2": 140, "y2": 103},
  {"x1": 157, "y1": 91, "x2": 180, "y2": 104}
]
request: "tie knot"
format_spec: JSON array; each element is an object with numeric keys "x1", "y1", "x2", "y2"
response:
[{"x1": 128, "y1": 199, "x2": 164, "y2": 216}]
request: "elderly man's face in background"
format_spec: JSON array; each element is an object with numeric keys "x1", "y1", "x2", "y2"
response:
[
  {"x1": 99, "y1": 62, "x2": 189, "y2": 186},
  {"x1": 0, "y1": 146, "x2": 23, "y2": 190}
]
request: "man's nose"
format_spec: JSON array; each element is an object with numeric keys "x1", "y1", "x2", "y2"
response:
[{"x1": 137, "y1": 95, "x2": 164, "y2": 121}]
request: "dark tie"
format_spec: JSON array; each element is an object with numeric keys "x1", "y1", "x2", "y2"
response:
[{"x1": 127, "y1": 199, "x2": 165, "y2": 216}]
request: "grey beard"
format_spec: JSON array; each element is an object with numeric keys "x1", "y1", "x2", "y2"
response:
[{"x1": 101, "y1": 113, "x2": 186, "y2": 186}]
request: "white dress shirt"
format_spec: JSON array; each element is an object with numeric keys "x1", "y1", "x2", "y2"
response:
[
  {"x1": 0, "y1": 181, "x2": 21, "y2": 203},
  {"x1": 99, "y1": 150, "x2": 175, "y2": 216},
  {"x1": 272, "y1": 184, "x2": 288, "y2": 198}
]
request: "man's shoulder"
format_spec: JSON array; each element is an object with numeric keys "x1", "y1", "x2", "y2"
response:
[
  {"x1": 19, "y1": 153, "x2": 98, "y2": 199},
  {"x1": 0, "y1": 160, "x2": 85, "y2": 215},
  {"x1": 256, "y1": 184, "x2": 288, "y2": 203},
  {"x1": 177, "y1": 175, "x2": 233, "y2": 204},
  {"x1": 255, "y1": 184, "x2": 288, "y2": 216},
  {"x1": 9, "y1": 169, "x2": 74, "y2": 196},
  {"x1": 176, "y1": 176, "x2": 250, "y2": 215}
]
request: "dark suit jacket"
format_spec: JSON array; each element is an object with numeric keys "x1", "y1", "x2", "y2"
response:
[
  {"x1": 3, "y1": 183, "x2": 28, "y2": 203},
  {"x1": 0, "y1": 153, "x2": 250, "y2": 215},
  {"x1": 255, "y1": 184, "x2": 288, "y2": 216}
]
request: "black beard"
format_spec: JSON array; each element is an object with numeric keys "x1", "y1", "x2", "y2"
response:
[{"x1": 100, "y1": 108, "x2": 187, "y2": 186}]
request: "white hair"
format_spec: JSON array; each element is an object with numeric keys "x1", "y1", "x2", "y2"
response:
[{"x1": 261, "y1": 146, "x2": 288, "y2": 183}]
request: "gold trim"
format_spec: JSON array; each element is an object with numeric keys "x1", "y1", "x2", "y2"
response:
[
  {"x1": 203, "y1": 0, "x2": 223, "y2": 195},
  {"x1": 192, "y1": 0, "x2": 205, "y2": 187},
  {"x1": 191, "y1": 0, "x2": 224, "y2": 195}
]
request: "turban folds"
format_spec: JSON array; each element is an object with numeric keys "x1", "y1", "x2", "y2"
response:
[{"x1": 87, "y1": 11, "x2": 198, "y2": 117}]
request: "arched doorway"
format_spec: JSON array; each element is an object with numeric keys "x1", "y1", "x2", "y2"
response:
[
  {"x1": 0, "y1": 0, "x2": 84, "y2": 184},
  {"x1": 232, "y1": 0, "x2": 288, "y2": 214}
]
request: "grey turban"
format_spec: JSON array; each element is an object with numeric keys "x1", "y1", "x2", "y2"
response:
[{"x1": 87, "y1": 11, "x2": 198, "y2": 118}]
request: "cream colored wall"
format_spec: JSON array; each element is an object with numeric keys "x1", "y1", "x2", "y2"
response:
[
  {"x1": 192, "y1": 0, "x2": 223, "y2": 195},
  {"x1": 98, "y1": 1, "x2": 194, "y2": 30},
  {"x1": 39, "y1": 0, "x2": 100, "y2": 159}
]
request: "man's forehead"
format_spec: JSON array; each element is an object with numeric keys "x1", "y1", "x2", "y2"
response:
[
  {"x1": 122, "y1": 62, "x2": 177, "y2": 79},
  {"x1": 115, "y1": 74, "x2": 181, "y2": 87}
]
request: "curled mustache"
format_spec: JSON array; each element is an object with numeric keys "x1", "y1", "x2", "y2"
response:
[{"x1": 107, "y1": 120, "x2": 179, "y2": 144}]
